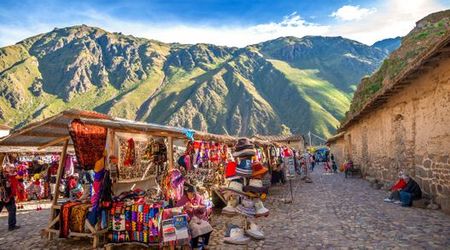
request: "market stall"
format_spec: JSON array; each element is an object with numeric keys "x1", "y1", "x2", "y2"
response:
[
  {"x1": 0, "y1": 109, "x2": 279, "y2": 248},
  {"x1": 0, "y1": 145, "x2": 82, "y2": 208}
]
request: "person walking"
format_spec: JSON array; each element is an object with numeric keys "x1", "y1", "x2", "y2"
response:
[{"x1": 0, "y1": 164, "x2": 20, "y2": 231}]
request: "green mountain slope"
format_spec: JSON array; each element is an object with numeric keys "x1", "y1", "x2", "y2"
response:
[{"x1": 0, "y1": 25, "x2": 395, "y2": 137}]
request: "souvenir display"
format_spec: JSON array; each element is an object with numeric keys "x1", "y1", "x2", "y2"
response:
[
  {"x1": 117, "y1": 135, "x2": 166, "y2": 182},
  {"x1": 220, "y1": 138, "x2": 271, "y2": 244},
  {"x1": 180, "y1": 141, "x2": 229, "y2": 191},
  {"x1": 109, "y1": 200, "x2": 161, "y2": 245}
]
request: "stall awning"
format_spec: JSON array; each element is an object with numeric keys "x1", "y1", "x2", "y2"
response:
[
  {"x1": 0, "y1": 109, "x2": 274, "y2": 149},
  {"x1": 0, "y1": 109, "x2": 200, "y2": 149}
]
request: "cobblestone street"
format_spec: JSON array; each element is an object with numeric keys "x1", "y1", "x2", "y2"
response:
[{"x1": 1, "y1": 168, "x2": 450, "y2": 249}]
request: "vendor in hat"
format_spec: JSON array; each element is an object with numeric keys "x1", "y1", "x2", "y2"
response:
[
  {"x1": 176, "y1": 183, "x2": 213, "y2": 249},
  {"x1": 176, "y1": 183, "x2": 207, "y2": 219}
]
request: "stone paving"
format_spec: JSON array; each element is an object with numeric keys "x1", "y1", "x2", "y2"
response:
[{"x1": 1, "y1": 167, "x2": 450, "y2": 249}]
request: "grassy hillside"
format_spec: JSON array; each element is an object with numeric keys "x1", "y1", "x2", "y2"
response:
[{"x1": 0, "y1": 25, "x2": 395, "y2": 137}]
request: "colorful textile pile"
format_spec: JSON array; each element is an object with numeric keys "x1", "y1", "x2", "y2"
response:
[
  {"x1": 109, "y1": 202, "x2": 161, "y2": 245},
  {"x1": 59, "y1": 201, "x2": 81, "y2": 238},
  {"x1": 70, "y1": 203, "x2": 91, "y2": 233}
]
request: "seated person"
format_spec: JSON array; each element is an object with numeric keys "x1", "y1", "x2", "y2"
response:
[
  {"x1": 384, "y1": 171, "x2": 406, "y2": 203},
  {"x1": 176, "y1": 183, "x2": 213, "y2": 249},
  {"x1": 271, "y1": 160, "x2": 285, "y2": 185},
  {"x1": 399, "y1": 174, "x2": 422, "y2": 207}
]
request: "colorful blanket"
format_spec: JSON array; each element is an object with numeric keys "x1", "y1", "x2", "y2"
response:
[
  {"x1": 109, "y1": 202, "x2": 161, "y2": 244},
  {"x1": 69, "y1": 119, "x2": 107, "y2": 170},
  {"x1": 59, "y1": 201, "x2": 81, "y2": 238},
  {"x1": 70, "y1": 204, "x2": 91, "y2": 233}
]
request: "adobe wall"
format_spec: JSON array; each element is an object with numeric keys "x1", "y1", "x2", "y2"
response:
[
  {"x1": 342, "y1": 57, "x2": 450, "y2": 213},
  {"x1": 329, "y1": 138, "x2": 345, "y2": 168}
]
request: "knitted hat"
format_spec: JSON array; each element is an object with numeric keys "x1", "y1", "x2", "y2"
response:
[
  {"x1": 234, "y1": 138, "x2": 255, "y2": 151},
  {"x1": 232, "y1": 148, "x2": 256, "y2": 158},
  {"x1": 251, "y1": 162, "x2": 268, "y2": 178},
  {"x1": 225, "y1": 162, "x2": 237, "y2": 179}
]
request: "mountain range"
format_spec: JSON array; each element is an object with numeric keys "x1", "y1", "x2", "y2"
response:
[{"x1": 0, "y1": 25, "x2": 400, "y2": 137}]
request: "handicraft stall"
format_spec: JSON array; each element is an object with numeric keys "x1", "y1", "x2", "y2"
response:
[{"x1": 0, "y1": 109, "x2": 282, "y2": 249}]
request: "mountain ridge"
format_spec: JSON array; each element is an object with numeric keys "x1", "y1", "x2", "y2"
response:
[{"x1": 0, "y1": 25, "x2": 400, "y2": 137}]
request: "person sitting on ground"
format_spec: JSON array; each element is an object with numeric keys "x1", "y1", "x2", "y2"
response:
[
  {"x1": 176, "y1": 183, "x2": 213, "y2": 250},
  {"x1": 384, "y1": 171, "x2": 406, "y2": 203},
  {"x1": 399, "y1": 174, "x2": 422, "y2": 207}
]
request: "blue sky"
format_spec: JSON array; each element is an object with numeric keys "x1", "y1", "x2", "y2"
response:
[{"x1": 0, "y1": 0, "x2": 449, "y2": 47}]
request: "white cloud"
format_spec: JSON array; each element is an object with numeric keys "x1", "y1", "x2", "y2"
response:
[
  {"x1": 329, "y1": 0, "x2": 446, "y2": 44},
  {"x1": 0, "y1": 0, "x2": 448, "y2": 48},
  {"x1": 77, "y1": 10, "x2": 330, "y2": 47},
  {"x1": 331, "y1": 5, "x2": 376, "y2": 21},
  {"x1": 0, "y1": 11, "x2": 330, "y2": 47}
]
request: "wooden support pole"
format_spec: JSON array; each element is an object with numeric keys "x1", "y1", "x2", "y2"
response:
[
  {"x1": 106, "y1": 128, "x2": 115, "y2": 170},
  {"x1": 0, "y1": 153, "x2": 5, "y2": 167},
  {"x1": 38, "y1": 136, "x2": 70, "y2": 150},
  {"x1": 22, "y1": 132, "x2": 67, "y2": 138},
  {"x1": 168, "y1": 136, "x2": 174, "y2": 170},
  {"x1": 52, "y1": 138, "x2": 69, "y2": 206},
  {"x1": 48, "y1": 139, "x2": 69, "y2": 240}
]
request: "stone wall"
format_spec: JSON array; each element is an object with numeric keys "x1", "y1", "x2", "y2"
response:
[{"x1": 334, "y1": 57, "x2": 450, "y2": 213}]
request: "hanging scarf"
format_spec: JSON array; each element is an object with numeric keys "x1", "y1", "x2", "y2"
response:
[{"x1": 124, "y1": 138, "x2": 136, "y2": 167}]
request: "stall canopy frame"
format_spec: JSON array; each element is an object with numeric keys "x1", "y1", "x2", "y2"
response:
[{"x1": 0, "y1": 109, "x2": 273, "y2": 149}]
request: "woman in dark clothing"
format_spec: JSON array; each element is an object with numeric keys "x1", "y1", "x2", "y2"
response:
[
  {"x1": 271, "y1": 160, "x2": 285, "y2": 185},
  {"x1": 399, "y1": 174, "x2": 422, "y2": 207}
]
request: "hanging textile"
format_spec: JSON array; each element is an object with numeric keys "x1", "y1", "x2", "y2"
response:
[
  {"x1": 123, "y1": 138, "x2": 136, "y2": 167},
  {"x1": 163, "y1": 169, "x2": 185, "y2": 201},
  {"x1": 117, "y1": 135, "x2": 163, "y2": 182},
  {"x1": 69, "y1": 119, "x2": 107, "y2": 170},
  {"x1": 64, "y1": 156, "x2": 75, "y2": 177}
]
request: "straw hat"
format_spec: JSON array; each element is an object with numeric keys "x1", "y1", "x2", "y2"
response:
[{"x1": 224, "y1": 180, "x2": 246, "y2": 196}]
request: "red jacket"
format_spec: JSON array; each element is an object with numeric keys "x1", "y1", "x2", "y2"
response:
[
  {"x1": 391, "y1": 179, "x2": 406, "y2": 191},
  {"x1": 2, "y1": 174, "x2": 18, "y2": 198}
]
